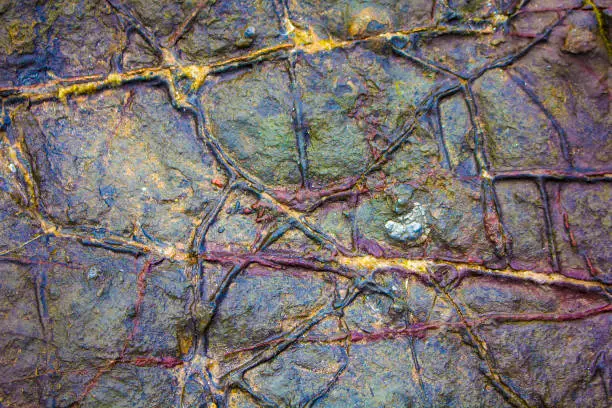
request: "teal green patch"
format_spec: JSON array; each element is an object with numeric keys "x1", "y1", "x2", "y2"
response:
[{"x1": 207, "y1": 63, "x2": 301, "y2": 186}]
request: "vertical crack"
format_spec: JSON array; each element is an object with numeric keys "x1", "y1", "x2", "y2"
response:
[
  {"x1": 429, "y1": 100, "x2": 452, "y2": 170},
  {"x1": 462, "y1": 84, "x2": 510, "y2": 259},
  {"x1": 430, "y1": 278, "x2": 533, "y2": 408},
  {"x1": 286, "y1": 52, "x2": 310, "y2": 189},
  {"x1": 536, "y1": 177, "x2": 561, "y2": 272},
  {"x1": 507, "y1": 70, "x2": 573, "y2": 168}
]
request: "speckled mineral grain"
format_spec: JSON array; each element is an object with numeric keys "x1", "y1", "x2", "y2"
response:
[{"x1": 0, "y1": 0, "x2": 611, "y2": 407}]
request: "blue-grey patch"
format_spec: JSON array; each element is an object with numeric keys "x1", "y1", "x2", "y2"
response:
[
  {"x1": 324, "y1": 99, "x2": 342, "y2": 111},
  {"x1": 366, "y1": 20, "x2": 386, "y2": 33},
  {"x1": 256, "y1": 97, "x2": 284, "y2": 117},
  {"x1": 244, "y1": 26, "x2": 256, "y2": 38},
  {"x1": 99, "y1": 184, "x2": 116, "y2": 207}
]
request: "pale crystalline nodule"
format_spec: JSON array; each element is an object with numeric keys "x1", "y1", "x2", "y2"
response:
[{"x1": 385, "y1": 202, "x2": 430, "y2": 245}]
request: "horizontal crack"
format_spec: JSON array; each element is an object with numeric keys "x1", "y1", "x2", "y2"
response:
[
  {"x1": 0, "y1": 23, "x2": 493, "y2": 104},
  {"x1": 225, "y1": 303, "x2": 612, "y2": 356},
  {"x1": 336, "y1": 255, "x2": 611, "y2": 295}
]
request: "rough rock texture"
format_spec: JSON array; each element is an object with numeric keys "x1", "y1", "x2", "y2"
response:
[{"x1": 0, "y1": 0, "x2": 611, "y2": 407}]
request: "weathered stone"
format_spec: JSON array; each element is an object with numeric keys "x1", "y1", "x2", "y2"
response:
[
  {"x1": 0, "y1": 1, "x2": 610, "y2": 406},
  {"x1": 177, "y1": 0, "x2": 283, "y2": 65},
  {"x1": 206, "y1": 62, "x2": 301, "y2": 187},
  {"x1": 496, "y1": 180, "x2": 551, "y2": 272},
  {"x1": 15, "y1": 86, "x2": 224, "y2": 247},
  {"x1": 0, "y1": 0, "x2": 123, "y2": 87},
  {"x1": 289, "y1": 0, "x2": 432, "y2": 40}
]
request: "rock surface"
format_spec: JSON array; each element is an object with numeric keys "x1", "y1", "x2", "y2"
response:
[{"x1": 0, "y1": 0, "x2": 610, "y2": 407}]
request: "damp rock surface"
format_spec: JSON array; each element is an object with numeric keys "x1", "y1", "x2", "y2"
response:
[{"x1": 0, "y1": 1, "x2": 611, "y2": 407}]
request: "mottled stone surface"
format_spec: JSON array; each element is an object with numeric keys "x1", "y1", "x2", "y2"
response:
[{"x1": 0, "y1": 1, "x2": 611, "y2": 407}]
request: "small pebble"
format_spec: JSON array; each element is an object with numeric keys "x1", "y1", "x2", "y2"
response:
[
  {"x1": 385, "y1": 202, "x2": 430, "y2": 244},
  {"x1": 389, "y1": 35, "x2": 407, "y2": 49},
  {"x1": 235, "y1": 27, "x2": 255, "y2": 48},
  {"x1": 244, "y1": 26, "x2": 256, "y2": 38},
  {"x1": 366, "y1": 20, "x2": 385, "y2": 34},
  {"x1": 562, "y1": 25, "x2": 597, "y2": 54},
  {"x1": 87, "y1": 266, "x2": 100, "y2": 280}
]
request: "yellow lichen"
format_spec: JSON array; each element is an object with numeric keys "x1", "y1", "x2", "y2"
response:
[
  {"x1": 481, "y1": 170, "x2": 493, "y2": 180},
  {"x1": 56, "y1": 73, "x2": 128, "y2": 102},
  {"x1": 584, "y1": 0, "x2": 612, "y2": 57},
  {"x1": 338, "y1": 254, "x2": 429, "y2": 274},
  {"x1": 57, "y1": 82, "x2": 99, "y2": 103},
  {"x1": 106, "y1": 73, "x2": 123, "y2": 86},
  {"x1": 6, "y1": 20, "x2": 37, "y2": 54},
  {"x1": 2, "y1": 128, "x2": 39, "y2": 209},
  {"x1": 179, "y1": 65, "x2": 210, "y2": 91},
  {"x1": 491, "y1": 13, "x2": 509, "y2": 27},
  {"x1": 291, "y1": 24, "x2": 347, "y2": 53},
  {"x1": 335, "y1": 254, "x2": 608, "y2": 292}
]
